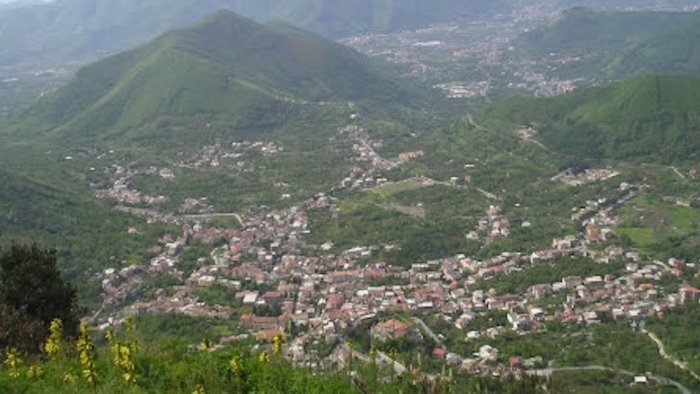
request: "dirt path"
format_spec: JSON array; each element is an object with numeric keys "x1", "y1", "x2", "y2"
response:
[
  {"x1": 183, "y1": 212, "x2": 245, "y2": 227},
  {"x1": 412, "y1": 317, "x2": 445, "y2": 347},
  {"x1": 643, "y1": 329, "x2": 700, "y2": 383}
]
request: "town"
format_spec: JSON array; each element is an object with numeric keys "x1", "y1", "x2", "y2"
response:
[{"x1": 88, "y1": 118, "x2": 700, "y2": 383}]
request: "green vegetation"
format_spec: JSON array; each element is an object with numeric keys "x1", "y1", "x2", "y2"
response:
[
  {"x1": 7, "y1": 10, "x2": 413, "y2": 144},
  {"x1": 617, "y1": 194, "x2": 700, "y2": 258},
  {"x1": 486, "y1": 75, "x2": 700, "y2": 164},
  {"x1": 437, "y1": 322, "x2": 700, "y2": 392},
  {"x1": 548, "y1": 369, "x2": 675, "y2": 393},
  {"x1": 0, "y1": 164, "x2": 178, "y2": 305},
  {"x1": 608, "y1": 13, "x2": 700, "y2": 77},
  {"x1": 310, "y1": 185, "x2": 486, "y2": 265},
  {"x1": 132, "y1": 314, "x2": 241, "y2": 343},
  {"x1": 518, "y1": 8, "x2": 698, "y2": 58},
  {"x1": 0, "y1": 313, "x2": 548, "y2": 393},
  {"x1": 0, "y1": 242, "x2": 80, "y2": 354},
  {"x1": 517, "y1": 8, "x2": 700, "y2": 80},
  {"x1": 647, "y1": 303, "x2": 700, "y2": 375}
]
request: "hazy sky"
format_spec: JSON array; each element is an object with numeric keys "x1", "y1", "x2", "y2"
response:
[{"x1": 0, "y1": 0, "x2": 52, "y2": 3}]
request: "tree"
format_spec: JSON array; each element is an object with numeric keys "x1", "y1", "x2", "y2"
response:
[
  {"x1": 0, "y1": 242, "x2": 80, "y2": 353},
  {"x1": 0, "y1": 288, "x2": 46, "y2": 354}
]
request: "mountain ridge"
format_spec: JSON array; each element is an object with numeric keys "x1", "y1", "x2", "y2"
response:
[
  {"x1": 6, "y1": 10, "x2": 409, "y2": 143},
  {"x1": 517, "y1": 8, "x2": 700, "y2": 79}
]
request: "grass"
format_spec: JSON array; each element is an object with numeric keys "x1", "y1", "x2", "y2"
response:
[
  {"x1": 439, "y1": 322, "x2": 700, "y2": 392},
  {"x1": 647, "y1": 303, "x2": 700, "y2": 376},
  {"x1": 616, "y1": 227, "x2": 657, "y2": 248},
  {"x1": 371, "y1": 179, "x2": 428, "y2": 199},
  {"x1": 486, "y1": 75, "x2": 700, "y2": 164},
  {"x1": 618, "y1": 194, "x2": 700, "y2": 253},
  {"x1": 310, "y1": 184, "x2": 487, "y2": 265}
]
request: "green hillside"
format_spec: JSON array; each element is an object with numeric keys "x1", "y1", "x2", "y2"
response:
[
  {"x1": 486, "y1": 75, "x2": 700, "y2": 163},
  {"x1": 607, "y1": 15, "x2": 700, "y2": 76},
  {"x1": 0, "y1": 0, "x2": 508, "y2": 66},
  {"x1": 0, "y1": 165, "x2": 175, "y2": 302},
  {"x1": 7, "y1": 10, "x2": 407, "y2": 143},
  {"x1": 518, "y1": 8, "x2": 697, "y2": 56},
  {"x1": 517, "y1": 8, "x2": 700, "y2": 79}
]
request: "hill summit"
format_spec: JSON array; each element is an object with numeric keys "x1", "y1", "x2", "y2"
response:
[{"x1": 9, "y1": 10, "x2": 404, "y2": 142}]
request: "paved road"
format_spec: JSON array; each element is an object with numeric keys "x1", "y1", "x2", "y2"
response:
[{"x1": 356, "y1": 135, "x2": 397, "y2": 170}]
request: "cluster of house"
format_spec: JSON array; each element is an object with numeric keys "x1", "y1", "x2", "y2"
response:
[
  {"x1": 551, "y1": 167, "x2": 620, "y2": 186},
  {"x1": 178, "y1": 141, "x2": 282, "y2": 169},
  {"x1": 91, "y1": 130, "x2": 699, "y2": 380},
  {"x1": 433, "y1": 81, "x2": 490, "y2": 99},
  {"x1": 98, "y1": 177, "x2": 700, "y2": 370},
  {"x1": 92, "y1": 164, "x2": 170, "y2": 206},
  {"x1": 126, "y1": 289, "x2": 233, "y2": 320},
  {"x1": 178, "y1": 197, "x2": 213, "y2": 214},
  {"x1": 466, "y1": 204, "x2": 511, "y2": 243},
  {"x1": 337, "y1": 124, "x2": 427, "y2": 191},
  {"x1": 572, "y1": 183, "x2": 639, "y2": 225}
]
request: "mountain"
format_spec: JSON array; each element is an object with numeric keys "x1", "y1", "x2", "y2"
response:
[
  {"x1": 0, "y1": 0, "x2": 509, "y2": 66},
  {"x1": 517, "y1": 8, "x2": 700, "y2": 79},
  {"x1": 518, "y1": 8, "x2": 697, "y2": 57},
  {"x1": 606, "y1": 14, "x2": 700, "y2": 77},
  {"x1": 486, "y1": 75, "x2": 700, "y2": 163},
  {"x1": 7, "y1": 10, "x2": 408, "y2": 143}
]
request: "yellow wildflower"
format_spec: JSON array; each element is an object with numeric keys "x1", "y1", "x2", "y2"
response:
[
  {"x1": 229, "y1": 354, "x2": 243, "y2": 376},
  {"x1": 258, "y1": 351, "x2": 270, "y2": 364},
  {"x1": 199, "y1": 338, "x2": 213, "y2": 352},
  {"x1": 107, "y1": 326, "x2": 138, "y2": 384},
  {"x1": 63, "y1": 372, "x2": 77, "y2": 384},
  {"x1": 3, "y1": 348, "x2": 23, "y2": 379},
  {"x1": 76, "y1": 324, "x2": 98, "y2": 386},
  {"x1": 124, "y1": 317, "x2": 136, "y2": 333},
  {"x1": 27, "y1": 365, "x2": 43, "y2": 379},
  {"x1": 44, "y1": 318, "x2": 63, "y2": 360},
  {"x1": 273, "y1": 334, "x2": 285, "y2": 355}
]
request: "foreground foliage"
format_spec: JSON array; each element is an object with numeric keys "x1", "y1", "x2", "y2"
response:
[
  {"x1": 0, "y1": 318, "x2": 545, "y2": 394},
  {"x1": 0, "y1": 242, "x2": 80, "y2": 355}
]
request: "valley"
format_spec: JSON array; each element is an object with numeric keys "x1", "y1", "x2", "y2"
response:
[{"x1": 0, "y1": 2, "x2": 699, "y2": 393}]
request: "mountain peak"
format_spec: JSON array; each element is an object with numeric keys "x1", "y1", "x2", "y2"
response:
[
  {"x1": 8, "y1": 9, "x2": 406, "y2": 143},
  {"x1": 190, "y1": 8, "x2": 261, "y2": 34}
]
